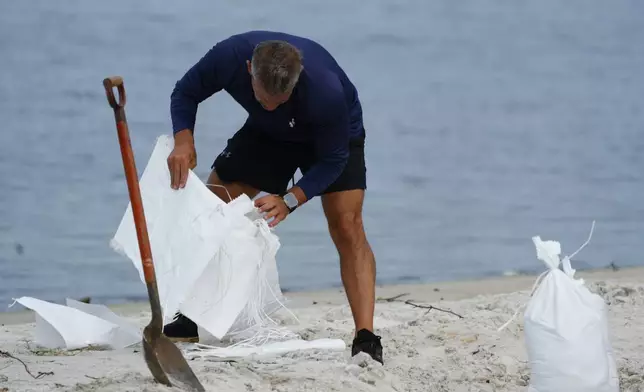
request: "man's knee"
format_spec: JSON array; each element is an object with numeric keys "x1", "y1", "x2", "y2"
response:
[
  {"x1": 328, "y1": 212, "x2": 365, "y2": 247},
  {"x1": 322, "y1": 189, "x2": 366, "y2": 247}
]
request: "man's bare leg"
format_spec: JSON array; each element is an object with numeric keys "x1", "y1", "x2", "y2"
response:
[{"x1": 321, "y1": 189, "x2": 376, "y2": 334}]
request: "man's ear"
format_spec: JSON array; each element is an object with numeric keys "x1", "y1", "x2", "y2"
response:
[{"x1": 246, "y1": 60, "x2": 252, "y2": 75}]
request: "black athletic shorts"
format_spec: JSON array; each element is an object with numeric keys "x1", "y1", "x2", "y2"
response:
[{"x1": 211, "y1": 123, "x2": 367, "y2": 196}]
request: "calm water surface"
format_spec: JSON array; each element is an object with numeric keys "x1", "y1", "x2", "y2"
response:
[{"x1": 1, "y1": 0, "x2": 643, "y2": 310}]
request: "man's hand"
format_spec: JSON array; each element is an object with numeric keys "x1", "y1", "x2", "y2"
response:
[
  {"x1": 255, "y1": 194, "x2": 290, "y2": 228},
  {"x1": 167, "y1": 129, "x2": 196, "y2": 189}
]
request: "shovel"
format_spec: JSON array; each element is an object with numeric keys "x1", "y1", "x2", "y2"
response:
[{"x1": 103, "y1": 76, "x2": 205, "y2": 392}]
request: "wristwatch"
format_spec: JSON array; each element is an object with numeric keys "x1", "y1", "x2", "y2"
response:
[{"x1": 281, "y1": 192, "x2": 299, "y2": 213}]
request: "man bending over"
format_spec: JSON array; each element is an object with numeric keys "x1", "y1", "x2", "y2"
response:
[{"x1": 163, "y1": 30, "x2": 382, "y2": 364}]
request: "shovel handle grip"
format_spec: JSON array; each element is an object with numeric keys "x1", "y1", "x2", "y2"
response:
[{"x1": 103, "y1": 76, "x2": 126, "y2": 109}]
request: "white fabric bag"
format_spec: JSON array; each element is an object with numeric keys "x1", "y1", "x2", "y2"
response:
[
  {"x1": 110, "y1": 135, "x2": 234, "y2": 326},
  {"x1": 178, "y1": 194, "x2": 287, "y2": 339},
  {"x1": 10, "y1": 297, "x2": 140, "y2": 350},
  {"x1": 110, "y1": 135, "x2": 290, "y2": 342},
  {"x1": 524, "y1": 230, "x2": 619, "y2": 392},
  {"x1": 64, "y1": 298, "x2": 142, "y2": 349}
]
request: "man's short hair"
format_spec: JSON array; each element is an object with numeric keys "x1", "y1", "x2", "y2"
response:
[{"x1": 251, "y1": 40, "x2": 303, "y2": 96}]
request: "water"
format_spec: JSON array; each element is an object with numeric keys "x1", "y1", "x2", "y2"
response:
[{"x1": 1, "y1": 0, "x2": 643, "y2": 311}]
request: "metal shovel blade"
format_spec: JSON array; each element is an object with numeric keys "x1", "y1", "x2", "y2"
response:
[{"x1": 143, "y1": 326, "x2": 205, "y2": 391}]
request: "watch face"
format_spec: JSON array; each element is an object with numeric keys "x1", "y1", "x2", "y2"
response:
[{"x1": 284, "y1": 193, "x2": 298, "y2": 208}]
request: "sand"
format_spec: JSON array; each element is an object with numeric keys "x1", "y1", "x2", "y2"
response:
[{"x1": 1, "y1": 267, "x2": 644, "y2": 392}]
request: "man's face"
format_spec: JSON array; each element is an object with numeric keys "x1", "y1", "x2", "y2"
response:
[{"x1": 247, "y1": 60, "x2": 291, "y2": 111}]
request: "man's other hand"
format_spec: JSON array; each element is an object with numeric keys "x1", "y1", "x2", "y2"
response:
[
  {"x1": 255, "y1": 194, "x2": 289, "y2": 228},
  {"x1": 168, "y1": 129, "x2": 196, "y2": 189}
]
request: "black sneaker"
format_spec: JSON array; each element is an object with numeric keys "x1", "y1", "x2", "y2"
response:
[
  {"x1": 351, "y1": 329, "x2": 383, "y2": 365},
  {"x1": 162, "y1": 313, "x2": 199, "y2": 343}
]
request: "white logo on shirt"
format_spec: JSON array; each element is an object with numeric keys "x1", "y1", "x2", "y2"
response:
[{"x1": 289, "y1": 118, "x2": 295, "y2": 128}]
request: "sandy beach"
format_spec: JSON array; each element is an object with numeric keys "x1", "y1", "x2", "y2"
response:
[{"x1": 1, "y1": 267, "x2": 643, "y2": 392}]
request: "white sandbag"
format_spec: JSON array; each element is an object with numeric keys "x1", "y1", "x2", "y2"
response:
[
  {"x1": 524, "y1": 225, "x2": 619, "y2": 392},
  {"x1": 225, "y1": 197, "x2": 290, "y2": 338},
  {"x1": 110, "y1": 135, "x2": 234, "y2": 326},
  {"x1": 180, "y1": 193, "x2": 291, "y2": 340},
  {"x1": 110, "y1": 134, "x2": 291, "y2": 342},
  {"x1": 179, "y1": 199, "x2": 263, "y2": 338},
  {"x1": 188, "y1": 338, "x2": 346, "y2": 360},
  {"x1": 11, "y1": 297, "x2": 132, "y2": 350}
]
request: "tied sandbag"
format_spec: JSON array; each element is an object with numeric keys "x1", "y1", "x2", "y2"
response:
[{"x1": 523, "y1": 224, "x2": 619, "y2": 392}]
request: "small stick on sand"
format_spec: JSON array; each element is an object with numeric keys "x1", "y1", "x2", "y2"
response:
[
  {"x1": 0, "y1": 350, "x2": 54, "y2": 379},
  {"x1": 403, "y1": 300, "x2": 465, "y2": 319},
  {"x1": 377, "y1": 293, "x2": 411, "y2": 302},
  {"x1": 377, "y1": 293, "x2": 464, "y2": 318}
]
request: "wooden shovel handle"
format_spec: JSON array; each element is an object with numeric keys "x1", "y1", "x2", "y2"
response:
[
  {"x1": 103, "y1": 76, "x2": 156, "y2": 286},
  {"x1": 103, "y1": 76, "x2": 126, "y2": 110}
]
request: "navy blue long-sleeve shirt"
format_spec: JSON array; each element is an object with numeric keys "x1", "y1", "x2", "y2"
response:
[{"x1": 170, "y1": 31, "x2": 365, "y2": 200}]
